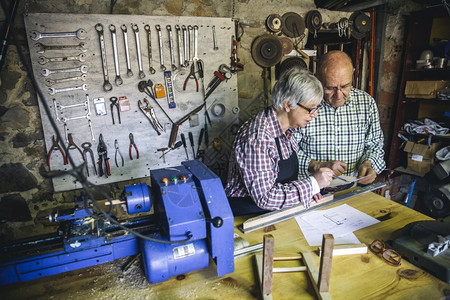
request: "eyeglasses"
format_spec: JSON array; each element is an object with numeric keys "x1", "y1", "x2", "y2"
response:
[
  {"x1": 298, "y1": 103, "x2": 321, "y2": 115},
  {"x1": 369, "y1": 240, "x2": 402, "y2": 266},
  {"x1": 323, "y1": 83, "x2": 352, "y2": 95}
]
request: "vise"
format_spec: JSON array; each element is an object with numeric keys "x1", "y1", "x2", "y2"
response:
[{"x1": 0, "y1": 160, "x2": 234, "y2": 285}]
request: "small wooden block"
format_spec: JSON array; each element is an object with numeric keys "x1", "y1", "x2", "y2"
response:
[
  {"x1": 262, "y1": 234, "x2": 274, "y2": 296},
  {"x1": 318, "y1": 234, "x2": 334, "y2": 293}
]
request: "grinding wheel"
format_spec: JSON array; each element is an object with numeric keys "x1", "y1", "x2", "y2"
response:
[
  {"x1": 305, "y1": 10, "x2": 322, "y2": 36},
  {"x1": 251, "y1": 34, "x2": 283, "y2": 68},
  {"x1": 279, "y1": 57, "x2": 307, "y2": 73},
  {"x1": 281, "y1": 12, "x2": 305, "y2": 38},
  {"x1": 350, "y1": 11, "x2": 370, "y2": 39}
]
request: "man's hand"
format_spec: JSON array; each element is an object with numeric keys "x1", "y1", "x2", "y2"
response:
[
  {"x1": 312, "y1": 167, "x2": 334, "y2": 189},
  {"x1": 358, "y1": 160, "x2": 376, "y2": 184},
  {"x1": 309, "y1": 160, "x2": 347, "y2": 176}
]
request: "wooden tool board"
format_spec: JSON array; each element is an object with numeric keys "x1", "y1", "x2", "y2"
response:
[{"x1": 24, "y1": 13, "x2": 238, "y2": 192}]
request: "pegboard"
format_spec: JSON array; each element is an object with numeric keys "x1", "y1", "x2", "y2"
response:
[{"x1": 24, "y1": 13, "x2": 239, "y2": 192}]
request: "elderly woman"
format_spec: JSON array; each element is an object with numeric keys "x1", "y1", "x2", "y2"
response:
[{"x1": 225, "y1": 68, "x2": 334, "y2": 216}]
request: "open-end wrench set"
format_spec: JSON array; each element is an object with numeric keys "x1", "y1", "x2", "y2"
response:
[{"x1": 25, "y1": 13, "x2": 239, "y2": 192}]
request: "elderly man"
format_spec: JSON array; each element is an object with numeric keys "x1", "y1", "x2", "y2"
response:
[{"x1": 297, "y1": 50, "x2": 385, "y2": 184}]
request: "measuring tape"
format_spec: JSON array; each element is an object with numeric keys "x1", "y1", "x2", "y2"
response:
[{"x1": 164, "y1": 71, "x2": 176, "y2": 108}]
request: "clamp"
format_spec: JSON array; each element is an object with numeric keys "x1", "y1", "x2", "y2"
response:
[
  {"x1": 129, "y1": 133, "x2": 139, "y2": 160},
  {"x1": 97, "y1": 134, "x2": 111, "y2": 178},
  {"x1": 138, "y1": 98, "x2": 164, "y2": 135},
  {"x1": 66, "y1": 133, "x2": 84, "y2": 162},
  {"x1": 114, "y1": 139, "x2": 124, "y2": 167},
  {"x1": 183, "y1": 63, "x2": 199, "y2": 92},
  {"x1": 110, "y1": 96, "x2": 121, "y2": 124},
  {"x1": 82, "y1": 142, "x2": 97, "y2": 176},
  {"x1": 47, "y1": 135, "x2": 68, "y2": 167}
]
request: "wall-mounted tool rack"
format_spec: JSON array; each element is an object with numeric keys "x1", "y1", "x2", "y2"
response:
[{"x1": 24, "y1": 13, "x2": 238, "y2": 192}]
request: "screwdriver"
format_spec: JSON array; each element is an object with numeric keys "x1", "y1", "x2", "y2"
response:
[
  {"x1": 188, "y1": 132, "x2": 195, "y2": 158},
  {"x1": 159, "y1": 141, "x2": 183, "y2": 159},
  {"x1": 196, "y1": 128, "x2": 205, "y2": 159},
  {"x1": 197, "y1": 59, "x2": 212, "y2": 126},
  {"x1": 180, "y1": 133, "x2": 189, "y2": 160}
]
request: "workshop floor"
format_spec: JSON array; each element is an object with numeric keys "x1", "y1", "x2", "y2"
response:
[{"x1": 0, "y1": 256, "x2": 257, "y2": 300}]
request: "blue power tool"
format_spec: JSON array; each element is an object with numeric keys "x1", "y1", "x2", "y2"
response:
[{"x1": 0, "y1": 160, "x2": 234, "y2": 285}]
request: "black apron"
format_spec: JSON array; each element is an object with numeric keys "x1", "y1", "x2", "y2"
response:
[{"x1": 228, "y1": 137, "x2": 299, "y2": 216}]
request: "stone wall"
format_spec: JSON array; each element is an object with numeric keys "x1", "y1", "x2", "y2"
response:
[{"x1": 0, "y1": 0, "x2": 421, "y2": 240}]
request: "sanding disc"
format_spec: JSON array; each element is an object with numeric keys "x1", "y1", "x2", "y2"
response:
[
  {"x1": 281, "y1": 12, "x2": 305, "y2": 38},
  {"x1": 266, "y1": 14, "x2": 283, "y2": 33},
  {"x1": 251, "y1": 34, "x2": 283, "y2": 68},
  {"x1": 279, "y1": 37, "x2": 294, "y2": 54}
]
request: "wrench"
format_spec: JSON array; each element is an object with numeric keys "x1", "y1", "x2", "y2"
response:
[
  {"x1": 166, "y1": 25, "x2": 177, "y2": 71},
  {"x1": 109, "y1": 25, "x2": 123, "y2": 86},
  {"x1": 193, "y1": 25, "x2": 199, "y2": 61},
  {"x1": 175, "y1": 25, "x2": 184, "y2": 68},
  {"x1": 95, "y1": 23, "x2": 113, "y2": 92},
  {"x1": 49, "y1": 83, "x2": 88, "y2": 95},
  {"x1": 144, "y1": 25, "x2": 156, "y2": 74},
  {"x1": 212, "y1": 25, "x2": 219, "y2": 50},
  {"x1": 121, "y1": 24, "x2": 133, "y2": 77},
  {"x1": 35, "y1": 42, "x2": 87, "y2": 54},
  {"x1": 42, "y1": 65, "x2": 88, "y2": 77},
  {"x1": 132, "y1": 24, "x2": 145, "y2": 79},
  {"x1": 187, "y1": 25, "x2": 193, "y2": 63},
  {"x1": 155, "y1": 25, "x2": 166, "y2": 71},
  {"x1": 38, "y1": 53, "x2": 86, "y2": 65},
  {"x1": 52, "y1": 98, "x2": 60, "y2": 121},
  {"x1": 30, "y1": 28, "x2": 86, "y2": 41},
  {"x1": 45, "y1": 74, "x2": 87, "y2": 87},
  {"x1": 182, "y1": 25, "x2": 188, "y2": 67}
]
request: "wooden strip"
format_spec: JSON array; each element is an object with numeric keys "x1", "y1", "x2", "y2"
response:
[
  {"x1": 273, "y1": 255, "x2": 302, "y2": 261},
  {"x1": 273, "y1": 266, "x2": 307, "y2": 273},
  {"x1": 318, "y1": 234, "x2": 334, "y2": 292},
  {"x1": 262, "y1": 234, "x2": 274, "y2": 296}
]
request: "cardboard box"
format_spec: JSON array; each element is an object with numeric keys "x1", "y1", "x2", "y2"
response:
[
  {"x1": 405, "y1": 80, "x2": 449, "y2": 99},
  {"x1": 404, "y1": 141, "x2": 440, "y2": 174}
]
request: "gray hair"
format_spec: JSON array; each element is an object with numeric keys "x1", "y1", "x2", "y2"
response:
[{"x1": 272, "y1": 67, "x2": 323, "y2": 111}]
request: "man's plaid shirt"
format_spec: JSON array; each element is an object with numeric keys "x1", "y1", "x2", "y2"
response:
[{"x1": 296, "y1": 88, "x2": 386, "y2": 178}]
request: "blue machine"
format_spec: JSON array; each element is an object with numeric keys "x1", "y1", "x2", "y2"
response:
[{"x1": 0, "y1": 160, "x2": 234, "y2": 286}]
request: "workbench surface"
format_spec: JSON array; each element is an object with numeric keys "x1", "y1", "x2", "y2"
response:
[{"x1": 1, "y1": 192, "x2": 449, "y2": 299}]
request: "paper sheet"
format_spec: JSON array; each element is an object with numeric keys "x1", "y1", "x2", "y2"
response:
[{"x1": 295, "y1": 204, "x2": 380, "y2": 246}]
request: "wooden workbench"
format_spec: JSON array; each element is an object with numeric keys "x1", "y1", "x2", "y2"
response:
[{"x1": 1, "y1": 192, "x2": 449, "y2": 299}]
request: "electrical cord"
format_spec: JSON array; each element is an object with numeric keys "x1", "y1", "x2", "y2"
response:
[{"x1": 1, "y1": 0, "x2": 192, "y2": 245}]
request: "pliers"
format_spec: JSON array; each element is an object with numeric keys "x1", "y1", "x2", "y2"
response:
[
  {"x1": 115, "y1": 139, "x2": 124, "y2": 167},
  {"x1": 129, "y1": 133, "x2": 139, "y2": 160},
  {"x1": 138, "y1": 98, "x2": 164, "y2": 135},
  {"x1": 47, "y1": 135, "x2": 68, "y2": 166},
  {"x1": 97, "y1": 134, "x2": 111, "y2": 178},
  {"x1": 183, "y1": 63, "x2": 199, "y2": 92},
  {"x1": 110, "y1": 96, "x2": 121, "y2": 125},
  {"x1": 82, "y1": 142, "x2": 97, "y2": 176},
  {"x1": 66, "y1": 133, "x2": 84, "y2": 162}
]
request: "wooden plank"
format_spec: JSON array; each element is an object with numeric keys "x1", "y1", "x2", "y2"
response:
[
  {"x1": 241, "y1": 193, "x2": 334, "y2": 232},
  {"x1": 262, "y1": 234, "x2": 274, "y2": 296},
  {"x1": 318, "y1": 234, "x2": 334, "y2": 292},
  {"x1": 319, "y1": 243, "x2": 367, "y2": 257}
]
